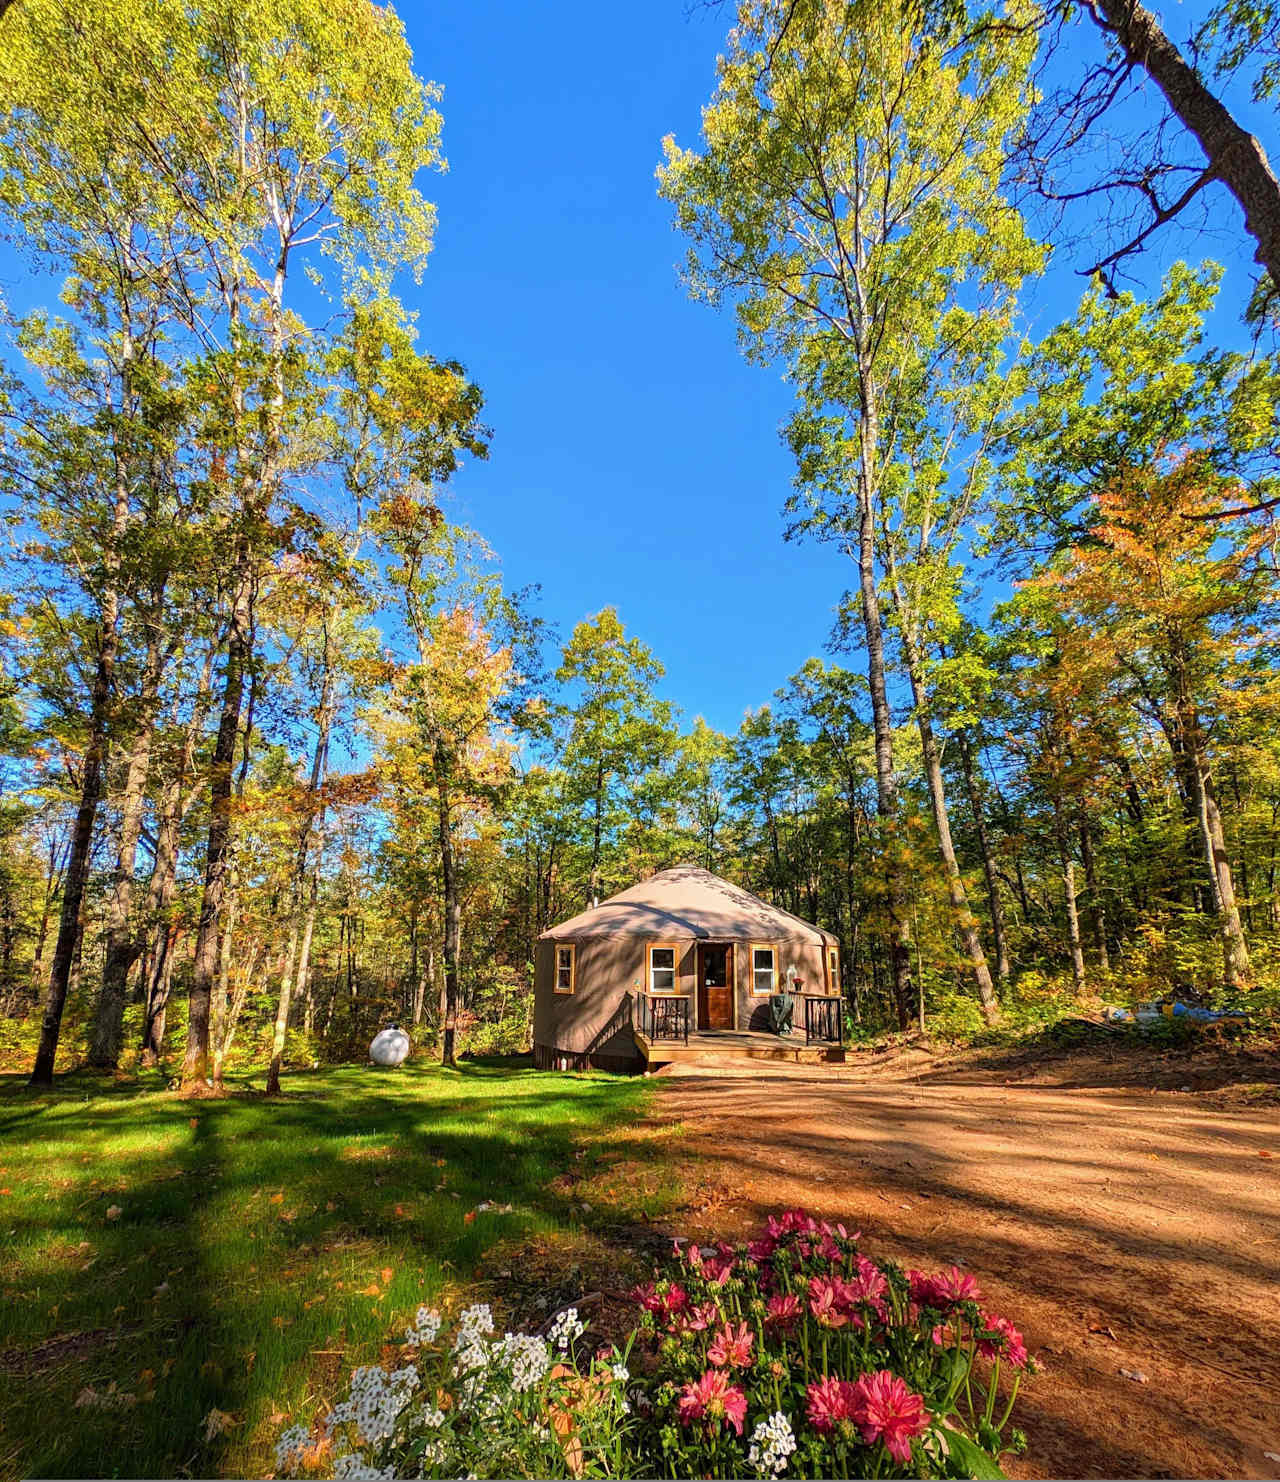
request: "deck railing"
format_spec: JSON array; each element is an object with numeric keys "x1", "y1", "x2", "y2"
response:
[
  {"x1": 633, "y1": 990, "x2": 689, "y2": 1045},
  {"x1": 802, "y1": 993, "x2": 843, "y2": 1046}
]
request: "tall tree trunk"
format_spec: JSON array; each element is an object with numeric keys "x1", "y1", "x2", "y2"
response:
[
  {"x1": 29, "y1": 834, "x2": 67, "y2": 1000},
  {"x1": 1170, "y1": 657, "x2": 1252, "y2": 988},
  {"x1": 1078, "y1": 815, "x2": 1110, "y2": 972},
  {"x1": 30, "y1": 467, "x2": 127, "y2": 1084},
  {"x1": 1091, "y1": 0, "x2": 1280, "y2": 290},
  {"x1": 436, "y1": 756, "x2": 461, "y2": 1067},
  {"x1": 139, "y1": 646, "x2": 214, "y2": 1065},
  {"x1": 266, "y1": 624, "x2": 333, "y2": 1096},
  {"x1": 852, "y1": 412, "x2": 912, "y2": 1029},
  {"x1": 185, "y1": 220, "x2": 288, "y2": 1088},
  {"x1": 588, "y1": 756, "x2": 604, "y2": 905},
  {"x1": 210, "y1": 900, "x2": 235, "y2": 1084},
  {"x1": 958, "y1": 731, "x2": 1011, "y2": 985},
  {"x1": 141, "y1": 925, "x2": 179, "y2": 1066},
  {"x1": 891, "y1": 598, "x2": 998, "y2": 1023},
  {"x1": 185, "y1": 571, "x2": 251, "y2": 1086},
  {"x1": 90, "y1": 632, "x2": 165, "y2": 1068},
  {"x1": 1189, "y1": 758, "x2": 1251, "y2": 989},
  {"x1": 1053, "y1": 799, "x2": 1087, "y2": 993}
]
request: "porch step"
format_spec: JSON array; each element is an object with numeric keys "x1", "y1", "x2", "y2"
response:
[{"x1": 632, "y1": 1027, "x2": 845, "y2": 1067}]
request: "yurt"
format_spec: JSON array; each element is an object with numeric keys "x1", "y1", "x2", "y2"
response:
[{"x1": 532, "y1": 864, "x2": 839, "y2": 1070}]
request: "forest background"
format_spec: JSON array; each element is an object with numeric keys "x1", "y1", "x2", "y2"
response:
[{"x1": 1, "y1": 0, "x2": 1278, "y2": 1088}]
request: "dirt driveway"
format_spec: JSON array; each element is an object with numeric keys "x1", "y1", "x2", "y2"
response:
[{"x1": 651, "y1": 1057, "x2": 1280, "y2": 1480}]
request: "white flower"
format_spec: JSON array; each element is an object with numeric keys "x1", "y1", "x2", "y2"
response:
[
  {"x1": 405, "y1": 1305, "x2": 442, "y2": 1348},
  {"x1": 453, "y1": 1303, "x2": 494, "y2": 1348},
  {"x1": 418, "y1": 1437, "x2": 446, "y2": 1467},
  {"x1": 610, "y1": 1362, "x2": 629, "y2": 1384},
  {"x1": 548, "y1": 1306, "x2": 586, "y2": 1352},
  {"x1": 420, "y1": 1405, "x2": 445, "y2": 1429},
  {"x1": 492, "y1": 1330, "x2": 551, "y2": 1392},
  {"x1": 273, "y1": 1424, "x2": 311, "y2": 1475},
  {"x1": 748, "y1": 1411, "x2": 797, "y2": 1478}
]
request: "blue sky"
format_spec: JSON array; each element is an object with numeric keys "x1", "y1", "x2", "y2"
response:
[
  {"x1": 403, "y1": 1, "x2": 837, "y2": 738},
  {"x1": 399, "y1": 0, "x2": 1265, "y2": 739}
]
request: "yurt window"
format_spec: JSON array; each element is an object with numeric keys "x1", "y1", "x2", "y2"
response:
[
  {"x1": 827, "y1": 946, "x2": 840, "y2": 992},
  {"x1": 554, "y1": 943, "x2": 576, "y2": 994},
  {"x1": 751, "y1": 945, "x2": 777, "y2": 995},
  {"x1": 648, "y1": 944, "x2": 677, "y2": 992}
]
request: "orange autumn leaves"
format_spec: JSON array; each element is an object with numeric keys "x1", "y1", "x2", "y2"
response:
[{"x1": 1018, "y1": 457, "x2": 1273, "y2": 724}]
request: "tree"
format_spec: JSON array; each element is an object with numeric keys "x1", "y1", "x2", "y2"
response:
[
  {"x1": 1020, "y1": 0, "x2": 1280, "y2": 304},
  {"x1": 661, "y1": 0, "x2": 1038, "y2": 1024},
  {"x1": 374, "y1": 515, "x2": 524, "y2": 1067},
  {"x1": 554, "y1": 609, "x2": 675, "y2": 906},
  {"x1": 1019, "y1": 457, "x2": 1268, "y2": 989}
]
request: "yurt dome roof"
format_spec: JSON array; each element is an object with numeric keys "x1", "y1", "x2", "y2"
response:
[{"x1": 538, "y1": 864, "x2": 836, "y2": 945}]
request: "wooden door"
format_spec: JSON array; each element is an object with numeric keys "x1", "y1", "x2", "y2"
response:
[{"x1": 697, "y1": 943, "x2": 733, "y2": 1029}]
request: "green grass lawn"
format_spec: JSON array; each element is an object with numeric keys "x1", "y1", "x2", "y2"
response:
[{"x1": 0, "y1": 1059, "x2": 681, "y2": 1480}]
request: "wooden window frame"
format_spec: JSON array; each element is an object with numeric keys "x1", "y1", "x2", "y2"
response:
[
  {"x1": 749, "y1": 942, "x2": 778, "y2": 997},
  {"x1": 826, "y1": 945, "x2": 840, "y2": 995},
  {"x1": 647, "y1": 941, "x2": 680, "y2": 994},
  {"x1": 553, "y1": 942, "x2": 576, "y2": 995}
]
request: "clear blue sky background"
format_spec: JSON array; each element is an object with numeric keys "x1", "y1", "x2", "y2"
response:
[{"x1": 399, "y1": 0, "x2": 1264, "y2": 739}]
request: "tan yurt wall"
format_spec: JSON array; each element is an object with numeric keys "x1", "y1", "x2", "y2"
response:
[{"x1": 533, "y1": 933, "x2": 654, "y2": 1066}]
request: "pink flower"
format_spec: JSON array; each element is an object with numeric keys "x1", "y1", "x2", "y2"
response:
[
  {"x1": 684, "y1": 1240, "x2": 735, "y2": 1283},
  {"x1": 847, "y1": 1255, "x2": 889, "y2": 1312},
  {"x1": 630, "y1": 1280, "x2": 689, "y2": 1319},
  {"x1": 630, "y1": 1281, "x2": 664, "y2": 1316},
  {"x1": 765, "y1": 1293, "x2": 803, "y2": 1331},
  {"x1": 708, "y1": 1320, "x2": 754, "y2": 1369},
  {"x1": 677, "y1": 1368, "x2": 747, "y2": 1435},
  {"x1": 806, "y1": 1375, "x2": 861, "y2": 1434},
  {"x1": 977, "y1": 1311, "x2": 1029, "y2": 1369},
  {"x1": 747, "y1": 1234, "x2": 776, "y2": 1262},
  {"x1": 817, "y1": 1234, "x2": 843, "y2": 1262},
  {"x1": 679, "y1": 1300, "x2": 721, "y2": 1333},
  {"x1": 908, "y1": 1265, "x2": 981, "y2": 1309},
  {"x1": 808, "y1": 1275, "x2": 850, "y2": 1328},
  {"x1": 850, "y1": 1370, "x2": 930, "y2": 1464},
  {"x1": 663, "y1": 1282, "x2": 689, "y2": 1315}
]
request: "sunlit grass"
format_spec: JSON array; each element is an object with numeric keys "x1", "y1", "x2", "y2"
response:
[{"x1": 0, "y1": 1059, "x2": 678, "y2": 1479}]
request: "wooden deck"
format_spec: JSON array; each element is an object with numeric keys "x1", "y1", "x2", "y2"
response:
[{"x1": 633, "y1": 1026, "x2": 845, "y2": 1066}]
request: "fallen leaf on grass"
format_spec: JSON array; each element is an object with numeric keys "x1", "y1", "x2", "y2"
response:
[
  {"x1": 188, "y1": 1118, "x2": 199, "y2": 1130},
  {"x1": 358, "y1": 1283, "x2": 381, "y2": 1298},
  {"x1": 202, "y1": 1407, "x2": 237, "y2": 1441},
  {"x1": 105, "y1": 1205, "x2": 121, "y2": 1221},
  {"x1": 270, "y1": 1192, "x2": 284, "y2": 1205},
  {"x1": 380, "y1": 1267, "x2": 393, "y2": 1284}
]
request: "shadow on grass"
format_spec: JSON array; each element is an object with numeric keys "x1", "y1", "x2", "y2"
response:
[{"x1": 0, "y1": 1060, "x2": 682, "y2": 1478}]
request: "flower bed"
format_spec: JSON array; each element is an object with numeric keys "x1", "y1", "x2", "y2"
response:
[
  {"x1": 629, "y1": 1208, "x2": 1030, "y2": 1478},
  {"x1": 277, "y1": 1208, "x2": 1030, "y2": 1479}
]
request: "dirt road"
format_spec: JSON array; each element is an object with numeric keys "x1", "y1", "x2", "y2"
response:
[{"x1": 653, "y1": 1059, "x2": 1280, "y2": 1479}]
